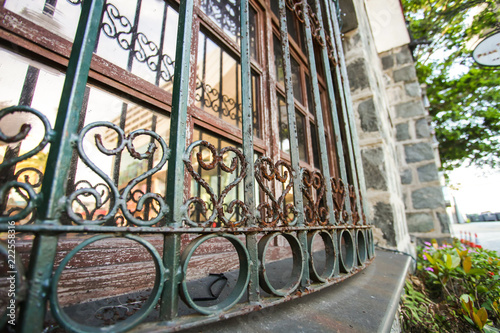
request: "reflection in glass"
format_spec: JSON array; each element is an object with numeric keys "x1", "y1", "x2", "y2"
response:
[
  {"x1": 277, "y1": 95, "x2": 308, "y2": 163},
  {"x1": 195, "y1": 32, "x2": 260, "y2": 136},
  {"x1": 200, "y1": 0, "x2": 258, "y2": 59}
]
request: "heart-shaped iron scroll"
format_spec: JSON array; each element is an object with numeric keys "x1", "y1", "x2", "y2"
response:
[
  {"x1": 183, "y1": 140, "x2": 248, "y2": 228},
  {"x1": 302, "y1": 169, "x2": 328, "y2": 226},
  {"x1": 331, "y1": 177, "x2": 349, "y2": 223},
  {"x1": 255, "y1": 157, "x2": 297, "y2": 227},
  {"x1": 67, "y1": 121, "x2": 169, "y2": 226}
]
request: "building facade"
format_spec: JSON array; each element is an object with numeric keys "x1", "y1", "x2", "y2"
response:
[{"x1": 0, "y1": 0, "x2": 448, "y2": 331}]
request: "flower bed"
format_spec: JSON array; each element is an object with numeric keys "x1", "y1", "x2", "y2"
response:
[{"x1": 401, "y1": 239, "x2": 500, "y2": 332}]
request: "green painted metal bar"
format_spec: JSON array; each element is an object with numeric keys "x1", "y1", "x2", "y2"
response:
[
  {"x1": 326, "y1": 0, "x2": 369, "y2": 224},
  {"x1": 239, "y1": 0, "x2": 259, "y2": 303},
  {"x1": 323, "y1": 0, "x2": 364, "y2": 224},
  {"x1": 277, "y1": 0, "x2": 308, "y2": 288},
  {"x1": 300, "y1": 1, "x2": 336, "y2": 225},
  {"x1": 277, "y1": 0, "x2": 304, "y2": 227},
  {"x1": 161, "y1": 0, "x2": 195, "y2": 320},
  {"x1": 19, "y1": 0, "x2": 105, "y2": 331},
  {"x1": 309, "y1": 0, "x2": 352, "y2": 223}
]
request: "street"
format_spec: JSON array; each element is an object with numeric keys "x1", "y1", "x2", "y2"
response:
[{"x1": 451, "y1": 221, "x2": 500, "y2": 253}]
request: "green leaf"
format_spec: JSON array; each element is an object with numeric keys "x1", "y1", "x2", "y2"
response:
[
  {"x1": 468, "y1": 268, "x2": 487, "y2": 276},
  {"x1": 446, "y1": 253, "x2": 452, "y2": 269}
]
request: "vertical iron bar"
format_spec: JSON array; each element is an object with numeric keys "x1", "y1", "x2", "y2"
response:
[
  {"x1": 20, "y1": 1, "x2": 105, "y2": 332},
  {"x1": 324, "y1": 0, "x2": 367, "y2": 223},
  {"x1": 162, "y1": 0, "x2": 195, "y2": 320},
  {"x1": 312, "y1": 0, "x2": 353, "y2": 222},
  {"x1": 278, "y1": 0, "x2": 308, "y2": 287},
  {"x1": 112, "y1": 103, "x2": 128, "y2": 187},
  {"x1": 278, "y1": 0, "x2": 304, "y2": 226},
  {"x1": 240, "y1": 0, "x2": 258, "y2": 303},
  {"x1": 300, "y1": 2, "x2": 336, "y2": 224}
]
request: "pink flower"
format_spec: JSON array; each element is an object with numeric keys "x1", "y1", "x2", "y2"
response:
[
  {"x1": 423, "y1": 254, "x2": 427, "y2": 260},
  {"x1": 425, "y1": 267, "x2": 434, "y2": 272}
]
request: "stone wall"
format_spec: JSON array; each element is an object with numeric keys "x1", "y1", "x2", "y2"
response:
[
  {"x1": 341, "y1": 0, "x2": 411, "y2": 253},
  {"x1": 341, "y1": 0, "x2": 450, "y2": 250},
  {"x1": 379, "y1": 46, "x2": 451, "y2": 240}
]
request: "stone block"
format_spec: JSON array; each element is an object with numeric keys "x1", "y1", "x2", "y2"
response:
[
  {"x1": 405, "y1": 143, "x2": 434, "y2": 163},
  {"x1": 396, "y1": 123, "x2": 410, "y2": 141},
  {"x1": 417, "y1": 163, "x2": 439, "y2": 182},
  {"x1": 358, "y1": 98, "x2": 378, "y2": 132},
  {"x1": 405, "y1": 82, "x2": 421, "y2": 97},
  {"x1": 362, "y1": 147, "x2": 387, "y2": 191},
  {"x1": 347, "y1": 58, "x2": 370, "y2": 92},
  {"x1": 342, "y1": 32, "x2": 361, "y2": 53},
  {"x1": 396, "y1": 48, "x2": 413, "y2": 65},
  {"x1": 406, "y1": 213, "x2": 435, "y2": 233},
  {"x1": 416, "y1": 118, "x2": 430, "y2": 138},
  {"x1": 437, "y1": 212, "x2": 451, "y2": 233},
  {"x1": 381, "y1": 55, "x2": 394, "y2": 70},
  {"x1": 401, "y1": 169, "x2": 412, "y2": 184},
  {"x1": 373, "y1": 202, "x2": 396, "y2": 247},
  {"x1": 395, "y1": 101, "x2": 425, "y2": 118},
  {"x1": 393, "y1": 65, "x2": 417, "y2": 82},
  {"x1": 411, "y1": 186, "x2": 445, "y2": 209}
]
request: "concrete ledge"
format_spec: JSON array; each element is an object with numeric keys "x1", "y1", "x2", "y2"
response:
[{"x1": 183, "y1": 250, "x2": 411, "y2": 333}]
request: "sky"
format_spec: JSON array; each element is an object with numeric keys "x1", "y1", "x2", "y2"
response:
[{"x1": 447, "y1": 165, "x2": 500, "y2": 216}]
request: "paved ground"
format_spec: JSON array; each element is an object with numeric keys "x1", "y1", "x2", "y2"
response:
[{"x1": 451, "y1": 221, "x2": 500, "y2": 253}]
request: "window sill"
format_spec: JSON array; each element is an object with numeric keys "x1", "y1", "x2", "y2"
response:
[{"x1": 180, "y1": 250, "x2": 411, "y2": 333}]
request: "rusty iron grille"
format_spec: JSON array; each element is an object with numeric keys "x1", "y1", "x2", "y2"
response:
[{"x1": 0, "y1": 0, "x2": 374, "y2": 332}]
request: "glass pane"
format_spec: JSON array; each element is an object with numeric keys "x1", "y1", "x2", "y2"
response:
[
  {"x1": 249, "y1": 7, "x2": 258, "y2": 60},
  {"x1": 195, "y1": 31, "x2": 261, "y2": 131},
  {"x1": 277, "y1": 94, "x2": 307, "y2": 163},
  {"x1": 95, "y1": 0, "x2": 178, "y2": 91},
  {"x1": 296, "y1": 111, "x2": 307, "y2": 162},
  {"x1": 278, "y1": 95, "x2": 289, "y2": 154},
  {"x1": 252, "y1": 73, "x2": 261, "y2": 138},
  {"x1": 274, "y1": 35, "x2": 284, "y2": 86},
  {"x1": 200, "y1": 0, "x2": 258, "y2": 60},
  {"x1": 4, "y1": 0, "x2": 179, "y2": 92},
  {"x1": 4, "y1": 0, "x2": 81, "y2": 42},
  {"x1": 291, "y1": 57, "x2": 303, "y2": 105},
  {"x1": 310, "y1": 121, "x2": 321, "y2": 169},
  {"x1": 306, "y1": 73, "x2": 314, "y2": 113},
  {"x1": 200, "y1": 0, "x2": 239, "y2": 43}
]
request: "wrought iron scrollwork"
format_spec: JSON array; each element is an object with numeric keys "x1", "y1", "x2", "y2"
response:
[
  {"x1": 302, "y1": 169, "x2": 328, "y2": 226},
  {"x1": 66, "y1": 121, "x2": 169, "y2": 226},
  {"x1": 183, "y1": 140, "x2": 248, "y2": 228},
  {"x1": 255, "y1": 157, "x2": 297, "y2": 227},
  {"x1": 286, "y1": 0, "x2": 305, "y2": 21},
  {"x1": 0, "y1": 106, "x2": 53, "y2": 224},
  {"x1": 331, "y1": 177, "x2": 348, "y2": 223}
]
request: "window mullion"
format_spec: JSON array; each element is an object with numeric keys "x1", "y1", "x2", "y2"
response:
[
  {"x1": 323, "y1": 0, "x2": 367, "y2": 224},
  {"x1": 301, "y1": 1, "x2": 336, "y2": 225}
]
